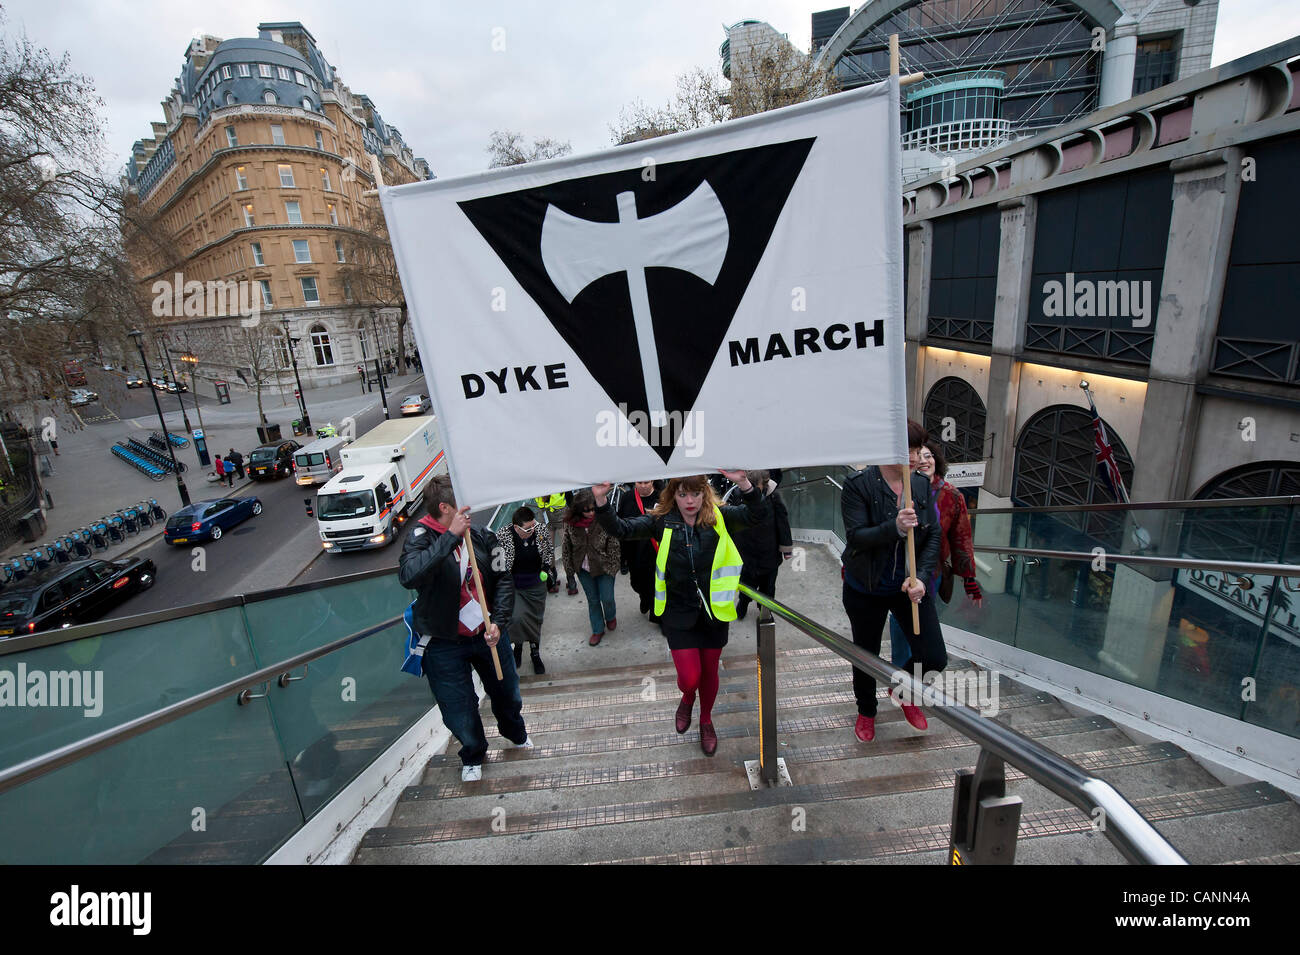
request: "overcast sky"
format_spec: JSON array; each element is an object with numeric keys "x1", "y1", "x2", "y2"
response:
[{"x1": 6, "y1": 0, "x2": 1299, "y2": 182}]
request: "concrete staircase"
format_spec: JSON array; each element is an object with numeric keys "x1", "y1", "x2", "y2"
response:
[{"x1": 352, "y1": 636, "x2": 1300, "y2": 865}]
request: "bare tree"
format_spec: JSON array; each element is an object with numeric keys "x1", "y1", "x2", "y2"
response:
[
  {"x1": 486, "y1": 129, "x2": 572, "y2": 167},
  {"x1": 232, "y1": 323, "x2": 283, "y2": 426},
  {"x1": 338, "y1": 203, "x2": 410, "y2": 376},
  {"x1": 610, "y1": 38, "x2": 838, "y2": 145}
]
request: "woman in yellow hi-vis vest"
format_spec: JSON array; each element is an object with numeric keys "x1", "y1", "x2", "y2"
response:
[{"x1": 593, "y1": 471, "x2": 768, "y2": 756}]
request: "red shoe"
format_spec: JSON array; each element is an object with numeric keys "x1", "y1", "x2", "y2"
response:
[
  {"x1": 675, "y1": 696, "x2": 693, "y2": 733},
  {"x1": 854, "y1": 714, "x2": 875, "y2": 742},
  {"x1": 699, "y1": 722, "x2": 717, "y2": 756},
  {"x1": 589, "y1": 632, "x2": 603, "y2": 646},
  {"x1": 901, "y1": 704, "x2": 929, "y2": 731},
  {"x1": 606, "y1": 617, "x2": 617, "y2": 631}
]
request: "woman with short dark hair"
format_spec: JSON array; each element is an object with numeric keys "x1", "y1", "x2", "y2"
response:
[
  {"x1": 497, "y1": 505, "x2": 554, "y2": 674},
  {"x1": 562, "y1": 489, "x2": 621, "y2": 645}
]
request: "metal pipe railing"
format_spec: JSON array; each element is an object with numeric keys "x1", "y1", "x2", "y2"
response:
[
  {"x1": 740, "y1": 584, "x2": 1187, "y2": 865},
  {"x1": 0, "y1": 614, "x2": 403, "y2": 797},
  {"x1": 980, "y1": 545, "x2": 1300, "y2": 577}
]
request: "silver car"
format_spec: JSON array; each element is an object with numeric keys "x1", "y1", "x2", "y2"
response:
[{"x1": 400, "y1": 394, "x2": 431, "y2": 416}]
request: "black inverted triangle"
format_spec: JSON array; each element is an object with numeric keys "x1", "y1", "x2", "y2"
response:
[{"x1": 458, "y1": 137, "x2": 815, "y2": 463}]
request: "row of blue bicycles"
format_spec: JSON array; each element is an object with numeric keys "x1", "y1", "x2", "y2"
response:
[
  {"x1": 111, "y1": 432, "x2": 191, "y2": 481},
  {"x1": 1, "y1": 499, "x2": 168, "y2": 587}
]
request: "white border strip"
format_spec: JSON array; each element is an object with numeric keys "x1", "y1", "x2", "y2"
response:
[
  {"x1": 265, "y1": 703, "x2": 451, "y2": 865},
  {"x1": 941, "y1": 623, "x2": 1300, "y2": 798}
]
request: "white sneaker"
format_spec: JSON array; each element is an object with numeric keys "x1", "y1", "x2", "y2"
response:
[
  {"x1": 509, "y1": 735, "x2": 535, "y2": 749},
  {"x1": 461, "y1": 764, "x2": 483, "y2": 782}
]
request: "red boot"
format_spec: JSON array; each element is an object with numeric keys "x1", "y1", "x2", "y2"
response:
[{"x1": 854, "y1": 714, "x2": 875, "y2": 742}]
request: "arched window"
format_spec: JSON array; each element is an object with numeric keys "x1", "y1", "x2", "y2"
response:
[
  {"x1": 923, "y1": 376, "x2": 987, "y2": 466},
  {"x1": 1013, "y1": 404, "x2": 1137, "y2": 547},
  {"x1": 301, "y1": 98, "x2": 314, "y2": 111},
  {"x1": 1183, "y1": 461, "x2": 1300, "y2": 562},
  {"x1": 263, "y1": 90, "x2": 278, "y2": 105},
  {"x1": 224, "y1": 92, "x2": 235, "y2": 106},
  {"x1": 273, "y1": 330, "x2": 291, "y2": 369},
  {"x1": 310, "y1": 324, "x2": 333, "y2": 366},
  {"x1": 356, "y1": 321, "x2": 370, "y2": 360},
  {"x1": 1013, "y1": 404, "x2": 1134, "y2": 509}
]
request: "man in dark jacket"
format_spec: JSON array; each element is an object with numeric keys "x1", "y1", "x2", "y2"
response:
[
  {"x1": 617, "y1": 480, "x2": 663, "y2": 617},
  {"x1": 226, "y1": 448, "x2": 245, "y2": 480},
  {"x1": 733, "y1": 470, "x2": 793, "y2": 619},
  {"x1": 840, "y1": 420, "x2": 946, "y2": 743},
  {"x1": 399, "y1": 475, "x2": 530, "y2": 782}
]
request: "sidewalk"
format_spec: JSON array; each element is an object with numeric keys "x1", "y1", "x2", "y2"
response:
[{"x1": 1, "y1": 371, "x2": 428, "y2": 561}]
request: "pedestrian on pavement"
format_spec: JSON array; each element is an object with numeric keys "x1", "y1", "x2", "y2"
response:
[
  {"x1": 841, "y1": 419, "x2": 946, "y2": 745},
  {"x1": 562, "y1": 489, "x2": 621, "y2": 645},
  {"x1": 593, "y1": 471, "x2": 768, "y2": 756},
  {"x1": 49, "y1": 439, "x2": 58, "y2": 456},
  {"x1": 617, "y1": 480, "x2": 663, "y2": 620},
  {"x1": 533, "y1": 492, "x2": 568, "y2": 593},
  {"x1": 227, "y1": 448, "x2": 245, "y2": 480},
  {"x1": 497, "y1": 505, "x2": 553, "y2": 674},
  {"x1": 732, "y1": 470, "x2": 793, "y2": 620},
  {"x1": 213, "y1": 455, "x2": 225, "y2": 485},
  {"x1": 889, "y1": 441, "x2": 982, "y2": 669},
  {"x1": 399, "y1": 474, "x2": 529, "y2": 782}
]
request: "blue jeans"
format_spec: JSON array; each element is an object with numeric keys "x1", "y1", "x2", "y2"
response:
[
  {"x1": 422, "y1": 634, "x2": 527, "y2": 766},
  {"x1": 578, "y1": 569, "x2": 617, "y2": 634}
]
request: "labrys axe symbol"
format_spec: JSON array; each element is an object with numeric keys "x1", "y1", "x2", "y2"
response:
[{"x1": 539, "y1": 181, "x2": 728, "y2": 427}]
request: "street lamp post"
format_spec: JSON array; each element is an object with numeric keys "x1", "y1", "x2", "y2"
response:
[
  {"x1": 281, "y1": 318, "x2": 311, "y2": 432},
  {"x1": 130, "y1": 329, "x2": 190, "y2": 507},
  {"x1": 180, "y1": 352, "x2": 205, "y2": 432},
  {"x1": 157, "y1": 335, "x2": 193, "y2": 435},
  {"x1": 369, "y1": 309, "x2": 390, "y2": 419}
]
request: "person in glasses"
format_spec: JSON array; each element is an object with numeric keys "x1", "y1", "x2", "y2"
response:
[
  {"x1": 562, "y1": 488, "x2": 622, "y2": 645},
  {"x1": 497, "y1": 505, "x2": 554, "y2": 674}
]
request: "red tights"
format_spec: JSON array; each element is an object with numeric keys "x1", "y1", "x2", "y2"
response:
[{"x1": 671, "y1": 648, "x2": 723, "y2": 724}]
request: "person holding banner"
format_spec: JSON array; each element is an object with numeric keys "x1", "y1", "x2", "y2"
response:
[
  {"x1": 592, "y1": 471, "x2": 768, "y2": 756},
  {"x1": 617, "y1": 480, "x2": 665, "y2": 620},
  {"x1": 841, "y1": 420, "x2": 946, "y2": 743},
  {"x1": 399, "y1": 475, "x2": 531, "y2": 783}
]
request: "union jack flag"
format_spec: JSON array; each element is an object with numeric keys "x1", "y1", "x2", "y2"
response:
[{"x1": 1087, "y1": 396, "x2": 1130, "y2": 503}]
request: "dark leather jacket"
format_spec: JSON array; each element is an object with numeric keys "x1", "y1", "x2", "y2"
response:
[
  {"x1": 596, "y1": 484, "x2": 769, "y2": 629},
  {"x1": 840, "y1": 466, "x2": 940, "y2": 592},
  {"x1": 398, "y1": 521, "x2": 514, "y2": 641}
]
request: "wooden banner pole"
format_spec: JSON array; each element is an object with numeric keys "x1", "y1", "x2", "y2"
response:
[
  {"x1": 902, "y1": 463, "x2": 921, "y2": 634},
  {"x1": 464, "y1": 526, "x2": 504, "y2": 680}
]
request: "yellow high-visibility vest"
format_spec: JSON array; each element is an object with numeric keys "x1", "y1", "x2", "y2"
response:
[
  {"x1": 534, "y1": 493, "x2": 566, "y2": 513},
  {"x1": 654, "y1": 506, "x2": 743, "y2": 621}
]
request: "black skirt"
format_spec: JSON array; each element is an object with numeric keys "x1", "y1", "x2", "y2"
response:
[{"x1": 661, "y1": 607, "x2": 730, "y2": 651}]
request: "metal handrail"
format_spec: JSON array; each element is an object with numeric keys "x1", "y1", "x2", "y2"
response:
[
  {"x1": 973, "y1": 495, "x2": 1300, "y2": 515},
  {"x1": 0, "y1": 613, "x2": 403, "y2": 796},
  {"x1": 977, "y1": 545, "x2": 1300, "y2": 577},
  {"x1": 740, "y1": 584, "x2": 1187, "y2": 865}
]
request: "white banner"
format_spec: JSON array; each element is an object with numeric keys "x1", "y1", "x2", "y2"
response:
[{"x1": 381, "y1": 79, "x2": 905, "y2": 508}]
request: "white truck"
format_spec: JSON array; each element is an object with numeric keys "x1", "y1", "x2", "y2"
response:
[{"x1": 314, "y1": 416, "x2": 445, "y2": 553}]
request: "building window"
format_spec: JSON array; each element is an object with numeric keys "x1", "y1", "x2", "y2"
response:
[
  {"x1": 320, "y1": 168, "x2": 331, "y2": 191},
  {"x1": 222, "y1": 65, "x2": 231, "y2": 79},
  {"x1": 278, "y1": 66, "x2": 292, "y2": 81},
  {"x1": 234, "y1": 166, "x2": 248, "y2": 190},
  {"x1": 358, "y1": 323, "x2": 370, "y2": 359},
  {"x1": 238, "y1": 63, "x2": 251, "y2": 77},
  {"x1": 302, "y1": 98, "x2": 313, "y2": 111},
  {"x1": 294, "y1": 70, "x2": 307, "y2": 86},
  {"x1": 315, "y1": 130, "x2": 324, "y2": 150},
  {"x1": 271, "y1": 124, "x2": 285, "y2": 146},
  {"x1": 259, "y1": 64, "x2": 272, "y2": 79},
  {"x1": 309, "y1": 77, "x2": 318, "y2": 92},
  {"x1": 278, "y1": 164, "x2": 295, "y2": 187},
  {"x1": 335, "y1": 239, "x2": 345, "y2": 263},
  {"x1": 293, "y1": 239, "x2": 311, "y2": 263},
  {"x1": 251, "y1": 241, "x2": 264, "y2": 266},
  {"x1": 284, "y1": 201, "x2": 302, "y2": 225},
  {"x1": 225, "y1": 126, "x2": 238, "y2": 147},
  {"x1": 310, "y1": 323, "x2": 333, "y2": 363},
  {"x1": 327, "y1": 203, "x2": 338, "y2": 225},
  {"x1": 263, "y1": 90, "x2": 278, "y2": 105},
  {"x1": 275, "y1": 331, "x2": 291, "y2": 367},
  {"x1": 225, "y1": 92, "x2": 235, "y2": 106},
  {"x1": 301, "y1": 277, "x2": 321, "y2": 305},
  {"x1": 259, "y1": 280, "x2": 273, "y2": 307},
  {"x1": 343, "y1": 278, "x2": 353, "y2": 302},
  {"x1": 243, "y1": 204, "x2": 255, "y2": 227}
]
